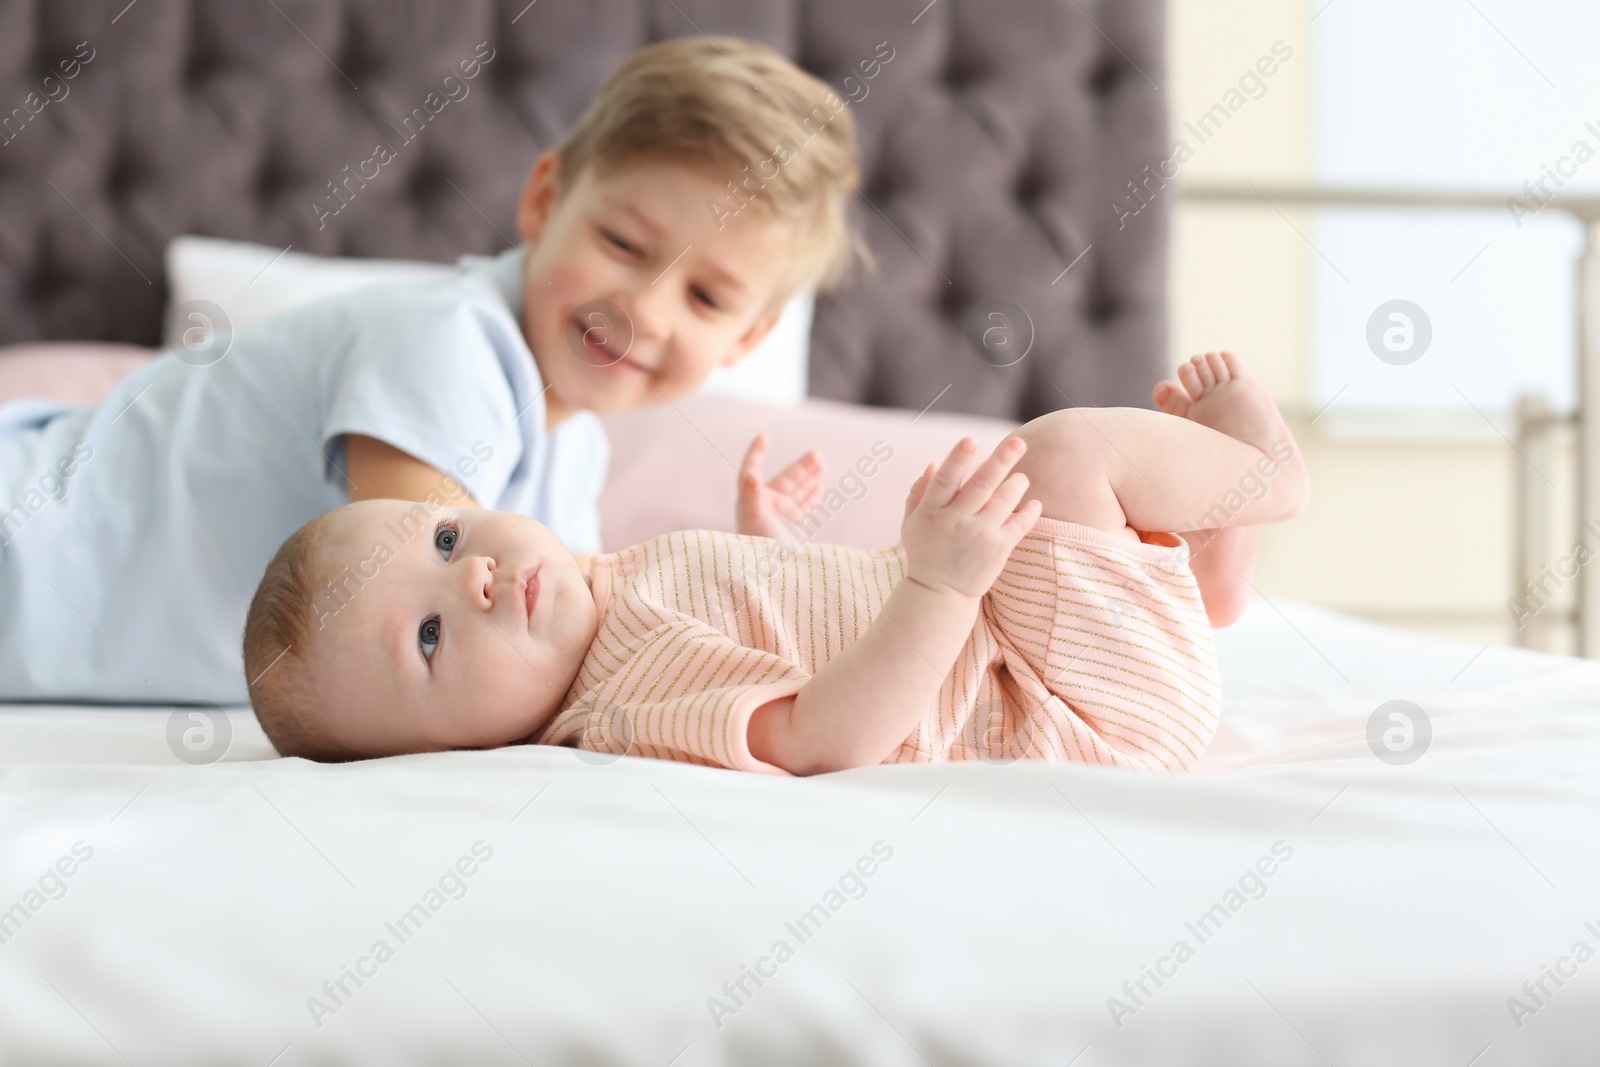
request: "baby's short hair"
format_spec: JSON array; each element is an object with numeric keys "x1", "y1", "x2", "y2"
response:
[
  {"x1": 555, "y1": 35, "x2": 863, "y2": 303},
  {"x1": 242, "y1": 511, "x2": 356, "y2": 762}
]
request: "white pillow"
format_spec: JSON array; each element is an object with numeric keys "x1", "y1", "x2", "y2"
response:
[
  {"x1": 161, "y1": 236, "x2": 456, "y2": 346},
  {"x1": 162, "y1": 235, "x2": 812, "y2": 406},
  {"x1": 696, "y1": 288, "x2": 812, "y2": 407}
]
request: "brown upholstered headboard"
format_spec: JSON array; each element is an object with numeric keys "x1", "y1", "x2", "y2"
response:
[{"x1": 0, "y1": 0, "x2": 1167, "y2": 420}]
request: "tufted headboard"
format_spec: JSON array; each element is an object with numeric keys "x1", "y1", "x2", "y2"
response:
[{"x1": 0, "y1": 0, "x2": 1167, "y2": 420}]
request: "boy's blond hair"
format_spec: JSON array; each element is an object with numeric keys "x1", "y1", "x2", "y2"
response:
[
  {"x1": 555, "y1": 35, "x2": 862, "y2": 303},
  {"x1": 242, "y1": 512, "x2": 357, "y2": 762}
]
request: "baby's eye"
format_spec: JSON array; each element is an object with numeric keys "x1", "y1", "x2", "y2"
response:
[
  {"x1": 419, "y1": 616, "x2": 441, "y2": 661},
  {"x1": 602, "y1": 229, "x2": 636, "y2": 254},
  {"x1": 691, "y1": 287, "x2": 720, "y2": 311},
  {"x1": 434, "y1": 522, "x2": 458, "y2": 560}
]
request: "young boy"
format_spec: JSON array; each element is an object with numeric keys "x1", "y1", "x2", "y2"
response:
[
  {"x1": 244, "y1": 353, "x2": 1310, "y2": 775},
  {"x1": 0, "y1": 37, "x2": 854, "y2": 704}
]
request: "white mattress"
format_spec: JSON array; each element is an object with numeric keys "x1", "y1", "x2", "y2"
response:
[{"x1": 1, "y1": 599, "x2": 1596, "y2": 1066}]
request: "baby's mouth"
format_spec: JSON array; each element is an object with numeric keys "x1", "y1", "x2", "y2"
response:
[{"x1": 520, "y1": 565, "x2": 541, "y2": 626}]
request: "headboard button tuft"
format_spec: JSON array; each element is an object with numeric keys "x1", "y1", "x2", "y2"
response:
[
  {"x1": 1087, "y1": 60, "x2": 1122, "y2": 98},
  {"x1": 1086, "y1": 292, "x2": 1121, "y2": 326}
]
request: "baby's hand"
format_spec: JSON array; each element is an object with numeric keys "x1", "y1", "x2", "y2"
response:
[
  {"x1": 901, "y1": 437, "x2": 1041, "y2": 599},
  {"x1": 736, "y1": 433, "x2": 826, "y2": 539}
]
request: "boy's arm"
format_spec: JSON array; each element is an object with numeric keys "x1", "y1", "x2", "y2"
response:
[
  {"x1": 345, "y1": 435, "x2": 478, "y2": 506},
  {"x1": 747, "y1": 437, "x2": 1041, "y2": 775}
]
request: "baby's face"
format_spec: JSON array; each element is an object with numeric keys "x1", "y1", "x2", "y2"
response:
[
  {"x1": 517, "y1": 155, "x2": 795, "y2": 416},
  {"x1": 304, "y1": 500, "x2": 599, "y2": 756}
]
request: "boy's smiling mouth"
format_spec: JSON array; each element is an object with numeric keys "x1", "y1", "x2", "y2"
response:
[{"x1": 567, "y1": 308, "x2": 650, "y2": 373}]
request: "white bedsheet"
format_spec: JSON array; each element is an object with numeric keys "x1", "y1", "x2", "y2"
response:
[{"x1": 1, "y1": 600, "x2": 1596, "y2": 1066}]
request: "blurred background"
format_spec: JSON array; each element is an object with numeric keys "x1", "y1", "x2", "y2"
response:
[{"x1": 1169, "y1": 0, "x2": 1600, "y2": 653}]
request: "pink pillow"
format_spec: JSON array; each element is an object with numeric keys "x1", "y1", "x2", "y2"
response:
[
  {"x1": 0, "y1": 343, "x2": 156, "y2": 407},
  {"x1": 598, "y1": 394, "x2": 1020, "y2": 551}
]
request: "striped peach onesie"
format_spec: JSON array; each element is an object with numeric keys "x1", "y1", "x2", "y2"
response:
[{"x1": 535, "y1": 518, "x2": 1221, "y2": 776}]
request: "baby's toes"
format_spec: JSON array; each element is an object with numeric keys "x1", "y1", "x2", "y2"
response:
[
  {"x1": 1153, "y1": 380, "x2": 1190, "y2": 417},
  {"x1": 1203, "y1": 351, "x2": 1231, "y2": 384},
  {"x1": 1177, "y1": 359, "x2": 1204, "y2": 400},
  {"x1": 1219, "y1": 350, "x2": 1248, "y2": 380},
  {"x1": 1192, "y1": 354, "x2": 1218, "y2": 389}
]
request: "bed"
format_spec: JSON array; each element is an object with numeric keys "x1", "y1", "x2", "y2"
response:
[
  {"x1": 3, "y1": 375, "x2": 1597, "y2": 1064},
  {"x1": 4, "y1": 572, "x2": 1597, "y2": 1065},
  {"x1": 3, "y1": 1, "x2": 1597, "y2": 1063}
]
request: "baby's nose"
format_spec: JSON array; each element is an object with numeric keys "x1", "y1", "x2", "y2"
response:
[{"x1": 461, "y1": 555, "x2": 496, "y2": 607}]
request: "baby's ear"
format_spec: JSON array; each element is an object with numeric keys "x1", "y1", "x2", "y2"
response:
[{"x1": 721, "y1": 310, "x2": 782, "y2": 367}]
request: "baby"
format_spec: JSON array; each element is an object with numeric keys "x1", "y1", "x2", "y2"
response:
[{"x1": 244, "y1": 353, "x2": 1309, "y2": 776}]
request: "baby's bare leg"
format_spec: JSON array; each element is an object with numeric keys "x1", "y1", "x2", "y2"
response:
[
  {"x1": 1005, "y1": 352, "x2": 1306, "y2": 623},
  {"x1": 1177, "y1": 524, "x2": 1262, "y2": 626},
  {"x1": 1007, "y1": 387, "x2": 1305, "y2": 535},
  {"x1": 1155, "y1": 352, "x2": 1302, "y2": 624}
]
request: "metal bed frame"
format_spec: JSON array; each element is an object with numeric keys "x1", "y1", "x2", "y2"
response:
[{"x1": 1184, "y1": 182, "x2": 1600, "y2": 657}]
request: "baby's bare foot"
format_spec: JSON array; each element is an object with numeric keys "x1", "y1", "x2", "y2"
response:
[
  {"x1": 1154, "y1": 352, "x2": 1284, "y2": 453},
  {"x1": 1154, "y1": 352, "x2": 1309, "y2": 509}
]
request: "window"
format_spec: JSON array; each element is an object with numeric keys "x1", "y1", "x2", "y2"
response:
[{"x1": 1312, "y1": 0, "x2": 1600, "y2": 415}]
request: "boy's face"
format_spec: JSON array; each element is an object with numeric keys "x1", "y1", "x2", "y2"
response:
[
  {"x1": 516, "y1": 153, "x2": 794, "y2": 417},
  {"x1": 303, "y1": 500, "x2": 599, "y2": 756}
]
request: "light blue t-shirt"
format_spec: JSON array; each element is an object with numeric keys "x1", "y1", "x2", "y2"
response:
[{"x1": 0, "y1": 248, "x2": 608, "y2": 704}]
